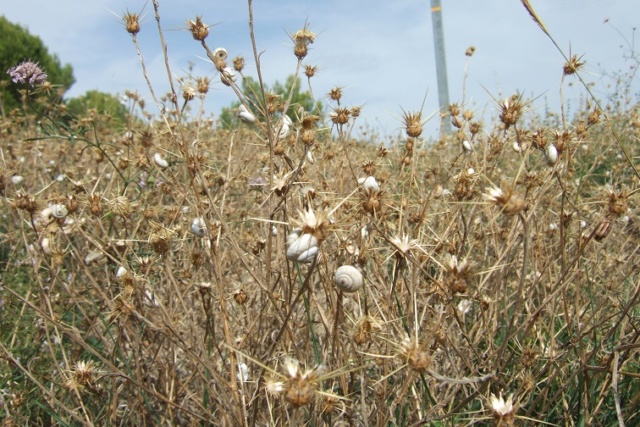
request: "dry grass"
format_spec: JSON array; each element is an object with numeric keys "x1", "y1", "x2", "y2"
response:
[{"x1": 1, "y1": 1, "x2": 639, "y2": 426}]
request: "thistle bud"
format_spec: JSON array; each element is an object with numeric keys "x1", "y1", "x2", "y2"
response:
[{"x1": 187, "y1": 16, "x2": 209, "y2": 41}]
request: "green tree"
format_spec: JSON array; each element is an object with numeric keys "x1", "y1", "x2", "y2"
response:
[
  {"x1": 0, "y1": 16, "x2": 75, "y2": 111},
  {"x1": 66, "y1": 90, "x2": 130, "y2": 129},
  {"x1": 218, "y1": 74, "x2": 322, "y2": 128}
]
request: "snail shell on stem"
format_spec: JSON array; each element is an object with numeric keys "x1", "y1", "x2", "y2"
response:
[
  {"x1": 191, "y1": 217, "x2": 207, "y2": 237},
  {"x1": 546, "y1": 144, "x2": 558, "y2": 165},
  {"x1": 286, "y1": 229, "x2": 318, "y2": 263},
  {"x1": 221, "y1": 67, "x2": 237, "y2": 86},
  {"x1": 238, "y1": 104, "x2": 256, "y2": 124},
  {"x1": 358, "y1": 176, "x2": 379, "y2": 192},
  {"x1": 153, "y1": 153, "x2": 169, "y2": 169},
  {"x1": 51, "y1": 204, "x2": 69, "y2": 219},
  {"x1": 334, "y1": 265, "x2": 363, "y2": 292},
  {"x1": 213, "y1": 47, "x2": 228, "y2": 61}
]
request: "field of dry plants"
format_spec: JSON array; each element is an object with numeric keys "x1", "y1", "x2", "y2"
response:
[{"x1": 1, "y1": 1, "x2": 639, "y2": 426}]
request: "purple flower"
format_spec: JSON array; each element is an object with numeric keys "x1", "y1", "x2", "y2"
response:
[
  {"x1": 247, "y1": 176, "x2": 267, "y2": 191},
  {"x1": 7, "y1": 60, "x2": 48, "y2": 86}
]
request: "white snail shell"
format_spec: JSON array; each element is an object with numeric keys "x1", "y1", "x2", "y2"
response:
[
  {"x1": 40, "y1": 207, "x2": 53, "y2": 222},
  {"x1": 11, "y1": 175, "x2": 24, "y2": 185},
  {"x1": 51, "y1": 204, "x2": 68, "y2": 219},
  {"x1": 546, "y1": 144, "x2": 558, "y2": 165},
  {"x1": 334, "y1": 265, "x2": 364, "y2": 292},
  {"x1": 358, "y1": 176, "x2": 379, "y2": 192},
  {"x1": 84, "y1": 250, "x2": 104, "y2": 265},
  {"x1": 153, "y1": 153, "x2": 169, "y2": 169},
  {"x1": 278, "y1": 122, "x2": 290, "y2": 139},
  {"x1": 238, "y1": 104, "x2": 256, "y2": 124},
  {"x1": 221, "y1": 67, "x2": 237, "y2": 86},
  {"x1": 462, "y1": 140, "x2": 473, "y2": 153},
  {"x1": 213, "y1": 47, "x2": 228, "y2": 61},
  {"x1": 116, "y1": 266, "x2": 128, "y2": 278},
  {"x1": 512, "y1": 141, "x2": 523, "y2": 153},
  {"x1": 286, "y1": 229, "x2": 318, "y2": 263},
  {"x1": 191, "y1": 217, "x2": 207, "y2": 237},
  {"x1": 41, "y1": 237, "x2": 52, "y2": 254}
]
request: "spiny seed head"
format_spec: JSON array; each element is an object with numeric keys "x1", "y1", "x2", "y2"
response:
[
  {"x1": 196, "y1": 76, "x2": 210, "y2": 94},
  {"x1": 182, "y1": 85, "x2": 196, "y2": 101},
  {"x1": 530, "y1": 128, "x2": 547, "y2": 150},
  {"x1": 232, "y1": 56, "x2": 245, "y2": 72},
  {"x1": 469, "y1": 120, "x2": 482, "y2": 135},
  {"x1": 13, "y1": 192, "x2": 39, "y2": 213},
  {"x1": 563, "y1": 53, "x2": 585, "y2": 76},
  {"x1": 66, "y1": 360, "x2": 101, "y2": 391},
  {"x1": 465, "y1": 45, "x2": 476, "y2": 57},
  {"x1": 499, "y1": 94, "x2": 525, "y2": 129},
  {"x1": 483, "y1": 186, "x2": 527, "y2": 215},
  {"x1": 391, "y1": 234, "x2": 421, "y2": 258},
  {"x1": 490, "y1": 393, "x2": 516, "y2": 421},
  {"x1": 330, "y1": 107, "x2": 351, "y2": 125},
  {"x1": 587, "y1": 108, "x2": 601, "y2": 125},
  {"x1": 123, "y1": 12, "x2": 141, "y2": 35},
  {"x1": 608, "y1": 190, "x2": 628, "y2": 217},
  {"x1": 187, "y1": 16, "x2": 209, "y2": 41},
  {"x1": 292, "y1": 26, "x2": 316, "y2": 59},
  {"x1": 362, "y1": 161, "x2": 376, "y2": 175},
  {"x1": 280, "y1": 357, "x2": 323, "y2": 407},
  {"x1": 301, "y1": 114, "x2": 320, "y2": 130},
  {"x1": 295, "y1": 207, "x2": 330, "y2": 242},
  {"x1": 108, "y1": 195, "x2": 132, "y2": 218},
  {"x1": 399, "y1": 337, "x2": 431, "y2": 373},
  {"x1": 444, "y1": 253, "x2": 471, "y2": 277},
  {"x1": 304, "y1": 65, "x2": 318, "y2": 78},
  {"x1": 402, "y1": 111, "x2": 423, "y2": 138},
  {"x1": 328, "y1": 86, "x2": 343, "y2": 102}
]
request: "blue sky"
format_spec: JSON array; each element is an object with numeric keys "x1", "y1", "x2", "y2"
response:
[{"x1": 3, "y1": 0, "x2": 639, "y2": 138}]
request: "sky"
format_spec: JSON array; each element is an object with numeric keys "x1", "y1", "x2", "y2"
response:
[{"x1": 2, "y1": 0, "x2": 639, "y2": 139}]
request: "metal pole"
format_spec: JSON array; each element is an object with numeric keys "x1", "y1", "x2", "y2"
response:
[{"x1": 430, "y1": 0, "x2": 451, "y2": 134}]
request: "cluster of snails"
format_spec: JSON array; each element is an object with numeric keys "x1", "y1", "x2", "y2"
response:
[{"x1": 286, "y1": 228, "x2": 318, "y2": 263}]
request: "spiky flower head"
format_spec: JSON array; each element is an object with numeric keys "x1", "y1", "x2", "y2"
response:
[
  {"x1": 270, "y1": 357, "x2": 324, "y2": 407},
  {"x1": 563, "y1": 53, "x2": 585, "y2": 76},
  {"x1": 292, "y1": 25, "x2": 316, "y2": 59},
  {"x1": 608, "y1": 189, "x2": 628, "y2": 217},
  {"x1": 483, "y1": 186, "x2": 526, "y2": 215},
  {"x1": 195, "y1": 76, "x2": 210, "y2": 94},
  {"x1": 390, "y1": 234, "x2": 421, "y2": 259},
  {"x1": 7, "y1": 60, "x2": 47, "y2": 86},
  {"x1": 294, "y1": 207, "x2": 331, "y2": 242},
  {"x1": 232, "y1": 56, "x2": 245, "y2": 72},
  {"x1": 499, "y1": 94, "x2": 525, "y2": 129},
  {"x1": 304, "y1": 64, "x2": 318, "y2": 78},
  {"x1": 490, "y1": 393, "x2": 516, "y2": 424},
  {"x1": 330, "y1": 107, "x2": 351, "y2": 125},
  {"x1": 123, "y1": 12, "x2": 141, "y2": 35},
  {"x1": 398, "y1": 336, "x2": 431, "y2": 373},
  {"x1": 328, "y1": 86, "x2": 343, "y2": 102},
  {"x1": 187, "y1": 16, "x2": 209, "y2": 41},
  {"x1": 402, "y1": 110, "x2": 423, "y2": 138},
  {"x1": 65, "y1": 360, "x2": 101, "y2": 391},
  {"x1": 182, "y1": 85, "x2": 196, "y2": 102}
]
